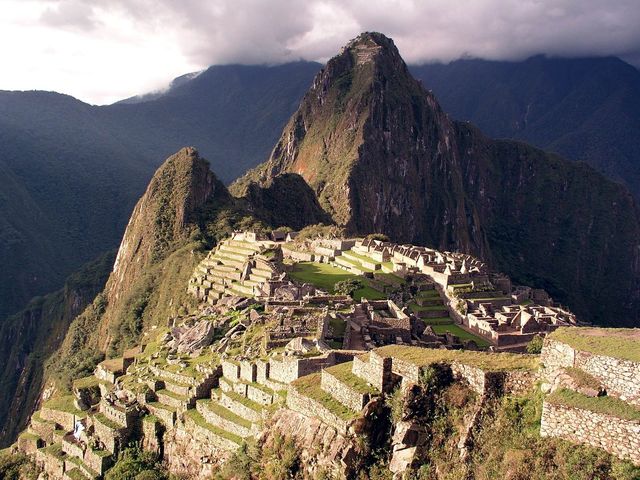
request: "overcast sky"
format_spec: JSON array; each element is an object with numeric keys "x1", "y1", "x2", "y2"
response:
[{"x1": 2, "y1": 0, "x2": 640, "y2": 105}]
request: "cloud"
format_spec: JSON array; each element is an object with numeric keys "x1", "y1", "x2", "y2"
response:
[{"x1": 1, "y1": 0, "x2": 639, "y2": 104}]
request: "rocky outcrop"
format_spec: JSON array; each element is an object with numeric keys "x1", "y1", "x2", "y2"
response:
[
  {"x1": 99, "y1": 147, "x2": 228, "y2": 348},
  {"x1": 232, "y1": 32, "x2": 640, "y2": 327}
]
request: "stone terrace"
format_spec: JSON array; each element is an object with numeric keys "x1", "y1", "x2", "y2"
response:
[
  {"x1": 286, "y1": 346, "x2": 539, "y2": 434},
  {"x1": 188, "y1": 235, "x2": 278, "y2": 304},
  {"x1": 539, "y1": 327, "x2": 640, "y2": 465}
]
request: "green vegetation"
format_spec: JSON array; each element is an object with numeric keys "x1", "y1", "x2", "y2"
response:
[
  {"x1": 0, "y1": 452, "x2": 39, "y2": 480},
  {"x1": 430, "y1": 324, "x2": 491, "y2": 347},
  {"x1": 547, "y1": 389, "x2": 640, "y2": 422},
  {"x1": 334, "y1": 279, "x2": 363, "y2": 297},
  {"x1": 105, "y1": 444, "x2": 168, "y2": 480},
  {"x1": 324, "y1": 362, "x2": 378, "y2": 394},
  {"x1": 526, "y1": 334, "x2": 544, "y2": 354},
  {"x1": 43, "y1": 395, "x2": 84, "y2": 416},
  {"x1": 288, "y1": 262, "x2": 385, "y2": 300},
  {"x1": 291, "y1": 373, "x2": 358, "y2": 421},
  {"x1": 214, "y1": 434, "x2": 301, "y2": 480},
  {"x1": 421, "y1": 317, "x2": 455, "y2": 326},
  {"x1": 465, "y1": 389, "x2": 640, "y2": 480},
  {"x1": 375, "y1": 345, "x2": 539, "y2": 371},
  {"x1": 549, "y1": 328, "x2": 640, "y2": 362},
  {"x1": 200, "y1": 400, "x2": 252, "y2": 429},
  {"x1": 564, "y1": 367, "x2": 601, "y2": 390}
]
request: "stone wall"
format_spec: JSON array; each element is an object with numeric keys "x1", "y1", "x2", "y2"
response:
[
  {"x1": 286, "y1": 386, "x2": 350, "y2": 434},
  {"x1": 196, "y1": 402, "x2": 250, "y2": 438},
  {"x1": 503, "y1": 370, "x2": 539, "y2": 396},
  {"x1": 541, "y1": 401, "x2": 640, "y2": 465},
  {"x1": 91, "y1": 415, "x2": 124, "y2": 453},
  {"x1": 542, "y1": 339, "x2": 640, "y2": 405},
  {"x1": 163, "y1": 414, "x2": 235, "y2": 480},
  {"x1": 366, "y1": 351, "x2": 394, "y2": 393},
  {"x1": 221, "y1": 360, "x2": 241, "y2": 381},
  {"x1": 321, "y1": 370, "x2": 370, "y2": 411},
  {"x1": 239, "y1": 361, "x2": 257, "y2": 383},
  {"x1": 84, "y1": 447, "x2": 112, "y2": 474},
  {"x1": 40, "y1": 407, "x2": 76, "y2": 432},
  {"x1": 450, "y1": 363, "x2": 487, "y2": 395}
]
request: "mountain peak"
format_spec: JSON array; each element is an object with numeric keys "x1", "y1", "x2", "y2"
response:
[{"x1": 341, "y1": 32, "x2": 401, "y2": 65}]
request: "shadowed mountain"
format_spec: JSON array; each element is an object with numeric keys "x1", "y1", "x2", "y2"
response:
[
  {"x1": 410, "y1": 55, "x2": 640, "y2": 200},
  {"x1": 0, "y1": 62, "x2": 319, "y2": 320},
  {"x1": 232, "y1": 32, "x2": 640, "y2": 327}
]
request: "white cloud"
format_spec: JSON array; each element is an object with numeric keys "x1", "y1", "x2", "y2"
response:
[{"x1": 1, "y1": 0, "x2": 639, "y2": 104}]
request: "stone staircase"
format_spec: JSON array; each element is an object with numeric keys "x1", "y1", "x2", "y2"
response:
[
  {"x1": 188, "y1": 239, "x2": 279, "y2": 303},
  {"x1": 183, "y1": 359, "x2": 286, "y2": 452},
  {"x1": 411, "y1": 284, "x2": 450, "y2": 321},
  {"x1": 143, "y1": 365, "x2": 219, "y2": 427},
  {"x1": 23, "y1": 395, "x2": 116, "y2": 480},
  {"x1": 286, "y1": 355, "x2": 382, "y2": 433}
]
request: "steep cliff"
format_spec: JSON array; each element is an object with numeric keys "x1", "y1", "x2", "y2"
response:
[
  {"x1": 232, "y1": 32, "x2": 640, "y2": 326},
  {"x1": 98, "y1": 147, "x2": 228, "y2": 352},
  {"x1": 0, "y1": 251, "x2": 114, "y2": 447}
]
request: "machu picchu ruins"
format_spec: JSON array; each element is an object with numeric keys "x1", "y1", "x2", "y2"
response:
[
  {"x1": 4, "y1": 28, "x2": 640, "y2": 480},
  {"x1": 11, "y1": 229, "x2": 640, "y2": 479}
]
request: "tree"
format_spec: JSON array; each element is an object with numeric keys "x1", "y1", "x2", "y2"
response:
[{"x1": 334, "y1": 279, "x2": 362, "y2": 297}]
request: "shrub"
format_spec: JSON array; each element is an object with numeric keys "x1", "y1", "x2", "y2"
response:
[
  {"x1": 526, "y1": 335, "x2": 544, "y2": 354},
  {"x1": 105, "y1": 445, "x2": 167, "y2": 480}
]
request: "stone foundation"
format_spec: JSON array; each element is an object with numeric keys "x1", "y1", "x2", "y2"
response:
[{"x1": 541, "y1": 401, "x2": 640, "y2": 465}]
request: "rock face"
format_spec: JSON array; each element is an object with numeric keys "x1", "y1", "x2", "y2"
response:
[
  {"x1": 232, "y1": 32, "x2": 640, "y2": 326},
  {"x1": 0, "y1": 251, "x2": 114, "y2": 447},
  {"x1": 100, "y1": 147, "x2": 227, "y2": 347}
]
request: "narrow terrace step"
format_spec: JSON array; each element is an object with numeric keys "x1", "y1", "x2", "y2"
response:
[
  {"x1": 64, "y1": 455, "x2": 100, "y2": 480},
  {"x1": 218, "y1": 248, "x2": 251, "y2": 262},
  {"x1": 227, "y1": 240, "x2": 261, "y2": 252},
  {"x1": 183, "y1": 410, "x2": 243, "y2": 451},
  {"x1": 156, "y1": 389, "x2": 193, "y2": 410},
  {"x1": 321, "y1": 362, "x2": 379, "y2": 411},
  {"x1": 195, "y1": 399, "x2": 252, "y2": 438},
  {"x1": 218, "y1": 391, "x2": 263, "y2": 423},
  {"x1": 164, "y1": 378, "x2": 193, "y2": 396},
  {"x1": 145, "y1": 402, "x2": 177, "y2": 427}
]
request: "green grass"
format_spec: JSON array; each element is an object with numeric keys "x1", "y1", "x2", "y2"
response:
[
  {"x1": 324, "y1": 362, "x2": 378, "y2": 394},
  {"x1": 422, "y1": 317, "x2": 454, "y2": 326},
  {"x1": 93, "y1": 412, "x2": 123, "y2": 430},
  {"x1": 288, "y1": 262, "x2": 385, "y2": 300},
  {"x1": 329, "y1": 316, "x2": 347, "y2": 338},
  {"x1": 417, "y1": 289, "x2": 440, "y2": 298},
  {"x1": 409, "y1": 303, "x2": 447, "y2": 313},
  {"x1": 292, "y1": 373, "x2": 358, "y2": 421},
  {"x1": 564, "y1": 367, "x2": 601, "y2": 390},
  {"x1": 72, "y1": 376, "x2": 100, "y2": 390},
  {"x1": 199, "y1": 400, "x2": 252, "y2": 428},
  {"x1": 41, "y1": 443, "x2": 65, "y2": 459},
  {"x1": 549, "y1": 327, "x2": 640, "y2": 362},
  {"x1": 375, "y1": 345, "x2": 539, "y2": 371},
  {"x1": 43, "y1": 395, "x2": 85, "y2": 417},
  {"x1": 184, "y1": 410, "x2": 243, "y2": 445},
  {"x1": 18, "y1": 431, "x2": 40, "y2": 442},
  {"x1": 547, "y1": 389, "x2": 640, "y2": 421},
  {"x1": 223, "y1": 390, "x2": 263, "y2": 412},
  {"x1": 431, "y1": 324, "x2": 491, "y2": 347}
]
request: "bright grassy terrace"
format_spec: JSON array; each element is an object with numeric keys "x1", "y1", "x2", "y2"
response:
[
  {"x1": 288, "y1": 262, "x2": 386, "y2": 300},
  {"x1": 549, "y1": 327, "x2": 640, "y2": 363},
  {"x1": 431, "y1": 324, "x2": 491, "y2": 347},
  {"x1": 375, "y1": 345, "x2": 539, "y2": 371}
]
